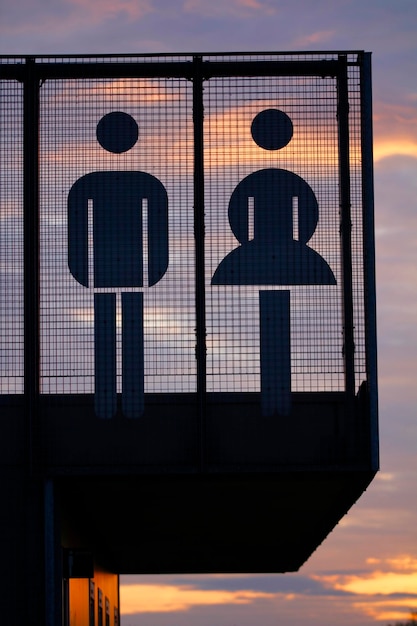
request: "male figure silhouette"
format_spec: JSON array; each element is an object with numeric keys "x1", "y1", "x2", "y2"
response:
[
  {"x1": 212, "y1": 109, "x2": 336, "y2": 416},
  {"x1": 68, "y1": 111, "x2": 168, "y2": 418}
]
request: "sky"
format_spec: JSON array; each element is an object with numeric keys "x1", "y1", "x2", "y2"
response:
[{"x1": 0, "y1": 0, "x2": 416, "y2": 625}]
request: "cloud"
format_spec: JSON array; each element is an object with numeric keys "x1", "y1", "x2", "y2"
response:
[
  {"x1": 310, "y1": 557, "x2": 417, "y2": 622},
  {"x1": 1, "y1": 0, "x2": 153, "y2": 29},
  {"x1": 373, "y1": 102, "x2": 417, "y2": 161},
  {"x1": 0, "y1": 0, "x2": 155, "y2": 49},
  {"x1": 293, "y1": 30, "x2": 335, "y2": 47},
  {"x1": 120, "y1": 583, "x2": 274, "y2": 614},
  {"x1": 161, "y1": 573, "x2": 346, "y2": 596},
  {"x1": 120, "y1": 556, "x2": 417, "y2": 623},
  {"x1": 182, "y1": 0, "x2": 277, "y2": 18},
  {"x1": 386, "y1": 557, "x2": 417, "y2": 571},
  {"x1": 311, "y1": 554, "x2": 417, "y2": 606},
  {"x1": 374, "y1": 139, "x2": 417, "y2": 161},
  {"x1": 68, "y1": 0, "x2": 153, "y2": 23},
  {"x1": 318, "y1": 571, "x2": 417, "y2": 596},
  {"x1": 352, "y1": 594, "x2": 417, "y2": 622}
]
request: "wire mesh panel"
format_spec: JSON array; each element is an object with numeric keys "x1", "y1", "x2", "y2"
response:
[
  {"x1": 205, "y1": 56, "x2": 365, "y2": 395},
  {"x1": 0, "y1": 78, "x2": 24, "y2": 394},
  {"x1": 39, "y1": 72, "x2": 195, "y2": 397},
  {"x1": 0, "y1": 53, "x2": 371, "y2": 412}
]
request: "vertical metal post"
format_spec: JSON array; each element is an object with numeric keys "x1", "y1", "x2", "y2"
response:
[
  {"x1": 337, "y1": 55, "x2": 356, "y2": 399},
  {"x1": 23, "y1": 57, "x2": 40, "y2": 473},
  {"x1": 23, "y1": 58, "x2": 49, "y2": 626},
  {"x1": 193, "y1": 56, "x2": 207, "y2": 471},
  {"x1": 361, "y1": 52, "x2": 379, "y2": 468}
]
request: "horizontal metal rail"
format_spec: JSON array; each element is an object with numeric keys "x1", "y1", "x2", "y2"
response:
[{"x1": 1, "y1": 57, "x2": 348, "y2": 81}]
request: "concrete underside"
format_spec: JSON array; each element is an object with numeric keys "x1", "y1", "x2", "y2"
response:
[
  {"x1": 1, "y1": 388, "x2": 377, "y2": 623},
  {"x1": 2, "y1": 389, "x2": 376, "y2": 574},
  {"x1": 59, "y1": 470, "x2": 375, "y2": 574}
]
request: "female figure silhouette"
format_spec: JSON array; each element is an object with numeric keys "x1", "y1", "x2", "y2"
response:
[{"x1": 212, "y1": 109, "x2": 336, "y2": 416}]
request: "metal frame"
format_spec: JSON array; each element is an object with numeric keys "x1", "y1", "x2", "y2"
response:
[{"x1": 0, "y1": 50, "x2": 378, "y2": 470}]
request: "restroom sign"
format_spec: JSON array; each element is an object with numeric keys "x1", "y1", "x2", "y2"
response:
[{"x1": 0, "y1": 53, "x2": 373, "y2": 420}]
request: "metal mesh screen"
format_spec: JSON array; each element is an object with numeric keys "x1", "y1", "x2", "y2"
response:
[
  {"x1": 205, "y1": 73, "x2": 345, "y2": 392},
  {"x1": 39, "y1": 75, "x2": 195, "y2": 394},
  {"x1": 0, "y1": 79, "x2": 24, "y2": 394},
  {"x1": 0, "y1": 53, "x2": 369, "y2": 403}
]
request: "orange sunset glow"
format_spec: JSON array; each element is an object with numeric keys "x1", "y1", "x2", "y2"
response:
[{"x1": 0, "y1": 1, "x2": 416, "y2": 625}]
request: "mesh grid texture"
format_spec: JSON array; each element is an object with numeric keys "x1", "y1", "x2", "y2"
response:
[{"x1": 0, "y1": 54, "x2": 368, "y2": 398}]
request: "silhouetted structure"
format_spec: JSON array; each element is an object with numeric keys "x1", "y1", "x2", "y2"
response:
[{"x1": 0, "y1": 52, "x2": 378, "y2": 625}]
